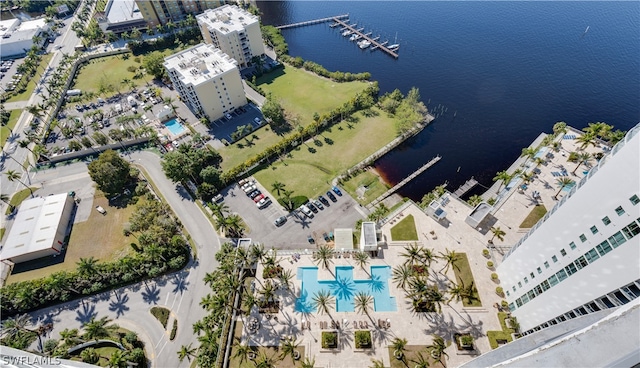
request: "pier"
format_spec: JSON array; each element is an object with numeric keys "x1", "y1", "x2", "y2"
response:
[
  {"x1": 331, "y1": 18, "x2": 399, "y2": 58},
  {"x1": 276, "y1": 14, "x2": 349, "y2": 30},
  {"x1": 368, "y1": 156, "x2": 442, "y2": 209},
  {"x1": 453, "y1": 177, "x2": 479, "y2": 197}
]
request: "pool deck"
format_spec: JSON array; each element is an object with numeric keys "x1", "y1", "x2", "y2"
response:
[{"x1": 238, "y1": 128, "x2": 609, "y2": 367}]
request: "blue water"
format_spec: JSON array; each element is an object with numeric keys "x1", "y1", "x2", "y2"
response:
[
  {"x1": 295, "y1": 265, "x2": 397, "y2": 313},
  {"x1": 258, "y1": 1, "x2": 640, "y2": 200},
  {"x1": 164, "y1": 118, "x2": 186, "y2": 135}
]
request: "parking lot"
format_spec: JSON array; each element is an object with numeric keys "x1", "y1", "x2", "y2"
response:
[
  {"x1": 220, "y1": 179, "x2": 367, "y2": 250},
  {"x1": 203, "y1": 103, "x2": 264, "y2": 145}
]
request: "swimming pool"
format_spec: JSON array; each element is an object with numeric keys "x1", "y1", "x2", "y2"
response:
[
  {"x1": 164, "y1": 118, "x2": 186, "y2": 135},
  {"x1": 295, "y1": 265, "x2": 397, "y2": 313}
]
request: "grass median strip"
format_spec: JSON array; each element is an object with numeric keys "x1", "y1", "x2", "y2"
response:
[
  {"x1": 390, "y1": 215, "x2": 418, "y2": 241},
  {"x1": 0, "y1": 109, "x2": 22, "y2": 148},
  {"x1": 6, "y1": 53, "x2": 54, "y2": 103}
]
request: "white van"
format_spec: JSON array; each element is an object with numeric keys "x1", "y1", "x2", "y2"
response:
[{"x1": 300, "y1": 205, "x2": 314, "y2": 218}]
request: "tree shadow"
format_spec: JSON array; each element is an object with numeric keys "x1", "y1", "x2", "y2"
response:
[
  {"x1": 338, "y1": 328, "x2": 354, "y2": 350},
  {"x1": 307, "y1": 146, "x2": 316, "y2": 154},
  {"x1": 175, "y1": 184, "x2": 193, "y2": 202},
  {"x1": 371, "y1": 325, "x2": 393, "y2": 344},
  {"x1": 329, "y1": 276, "x2": 356, "y2": 301},
  {"x1": 324, "y1": 137, "x2": 334, "y2": 145},
  {"x1": 171, "y1": 271, "x2": 190, "y2": 294},
  {"x1": 108, "y1": 292, "x2": 130, "y2": 318},
  {"x1": 75, "y1": 302, "x2": 98, "y2": 324},
  {"x1": 313, "y1": 139, "x2": 323, "y2": 147},
  {"x1": 141, "y1": 284, "x2": 160, "y2": 304},
  {"x1": 368, "y1": 274, "x2": 385, "y2": 293}
]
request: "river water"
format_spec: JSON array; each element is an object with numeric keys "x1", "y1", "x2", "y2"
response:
[{"x1": 257, "y1": 1, "x2": 640, "y2": 201}]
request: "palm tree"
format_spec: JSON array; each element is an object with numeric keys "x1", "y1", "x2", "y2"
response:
[
  {"x1": 108, "y1": 349, "x2": 126, "y2": 368},
  {"x1": 80, "y1": 347, "x2": 99, "y2": 364},
  {"x1": 489, "y1": 226, "x2": 506, "y2": 243},
  {"x1": 177, "y1": 343, "x2": 197, "y2": 362},
  {"x1": 209, "y1": 202, "x2": 229, "y2": 219},
  {"x1": 370, "y1": 359, "x2": 385, "y2": 368},
  {"x1": 1, "y1": 314, "x2": 36, "y2": 339},
  {"x1": 242, "y1": 291, "x2": 260, "y2": 314},
  {"x1": 225, "y1": 214, "x2": 244, "y2": 238},
  {"x1": 82, "y1": 316, "x2": 118, "y2": 341},
  {"x1": 0, "y1": 193, "x2": 14, "y2": 212},
  {"x1": 400, "y1": 242, "x2": 423, "y2": 266},
  {"x1": 569, "y1": 152, "x2": 593, "y2": 175},
  {"x1": 312, "y1": 290, "x2": 335, "y2": 319},
  {"x1": 278, "y1": 268, "x2": 294, "y2": 292},
  {"x1": 76, "y1": 256, "x2": 102, "y2": 278},
  {"x1": 232, "y1": 342, "x2": 252, "y2": 366},
  {"x1": 520, "y1": 147, "x2": 537, "y2": 161},
  {"x1": 421, "y1": 247, "x2": 436, "y2": 267},
  {"x1": 279, "y1": 336, "x2": 300, "y2": 363},
  {"x1": 391, "y1": 337, "x2": 408, "y2": 361},
  {"x1": 438, "y1": 249, "x2": 458, "y2": 274},
  {"x1": 354, "y1": 292, "x2": 373, "y2": 318},
  {"x1": 312, "y1": 245, "x2": 335, "y2": 270},
  {"x1": 467, "y1": 194, "x2": 482, "y2": 207},
  {"x1": 281, "y1": 189, "x2": 295, "y2": 211},
  {"x1": 493, "y1": 170, "x2": 511, "y2": 193},
  {"x1": 606, "y1": 129, "x2": 626, "y2": 145},
  {"x1": 553, "y1": 121, "x2": 568, "y2": 137},
  {"x1": 354, "y1": 251, "x2": 370, "y2": 275},
  {"x1": 249, "y1": 243, "x2": 267, "y2": 264},
  {"x1": 426, "y1": 288, "x2": 446, "y2": 313},
  {"x1": 411, "y1": 351, "x2": 431, "y2": 368},
  {"x1": 427, "y1": 334, "x2": 449, "y2": 365},
  {"x1": 554, "y1": 177, "x2": 575, "y2": 199},
  {"x1": 5, "y1": 170, "x2": 33, "y2": 196},
  {"x1": 301, "y1": 356, "x2": 316, "y2": 368},
  {"x1": 271, "y1": 181, "x2": 285, "y2": 196},
  {"x1": 392, "y1": 264, "x2": 413, "y2": 290},
  {"x1": 576, "y1": 132, "x2": 597, "y2": 150}
]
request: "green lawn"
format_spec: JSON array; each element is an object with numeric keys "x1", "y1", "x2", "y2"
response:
[
  {"x1": 390, "y1": 215, "x2": 418, "y2": 241},
  {"x1": 519, "y1": 204, "x2": 547, "y2": 228},
  {"x1": 387, "y1": 346, "x2": 439, "y2": 368},
  {"x1": 487, "y1": 312, "x2": 515, "y2": 349},
  {"x1": 6, "y1": 53, "x2": 54, "y2": 103},
  {"x1": 257, "y1": 66, "x2": 369, "y2": 124},
  {"x1": 229, "y1": 321, "x2": 303, "y2": 368},
  {"x1": 5, "y1": 187, "x2": 37, "y2": 215},
  {"x1": 219, "y1": 126, "x2": 283, "y2": 171},
  {"x1": 252, "y1": 107, "x2": 398, "y2": 199},
  {"x1": 341, "y1": 170, "x2": 390, "y2": 206},
  {"x1": 0, "y1": 109, "x2": 22, "y2": 149},
  {"x1": 452, "y1": 253, "x2": 482, "y2": 307},
  {"x1": 72, "y1": 54, "x2": 149, "y2": 96}
]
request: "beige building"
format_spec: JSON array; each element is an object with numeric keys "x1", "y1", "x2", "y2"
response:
[
  {"x1": 196, "y1": 4, "x2": 264, "y2": 68},
  {"x1": 164, "y1": 43, "x2": 246, "y2": 121},
  {"x1": 135, "y1": 0, "x2": 224, "y2": 27}
]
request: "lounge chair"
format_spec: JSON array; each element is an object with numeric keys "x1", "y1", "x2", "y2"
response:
[
  {"x1": 301, "y1": 322, "x2": 305, "y2": 330},
  {"x1": 307, "y1": 321, "x2": 311, "y2": 329}
]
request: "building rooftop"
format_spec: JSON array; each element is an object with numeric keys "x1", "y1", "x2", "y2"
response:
[
  {"x1": 164, "y1": 43, "x2": 238, "y2": 86},
  {"x1": 361, "y1": 222, "x2": 377, "y2": 246},
  {"x1": 0, "y1": 193, "x2": 70, "y2": 262},
  {"x1": 196, "y1": 4, "x2": 259, "y2": 34},
  {"x1": 0, "y1": 18, "x2": 47, "y2": 43},
  {"x1": 333, "y1": 228, "x2": 353, "y2": 250},
  {"x1": 105, "y1": 0, "x2": 143, "y2": 24}
]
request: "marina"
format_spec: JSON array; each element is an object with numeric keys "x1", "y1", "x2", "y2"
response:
[
  {"x1": 453, "y1": 177, "x2": 479, "y2": 197},
  {"x1": 275, "y1": 14, "x2": 349, "y2": 30},
  {"x1": 331, "y1": 17, "x2": 399, "y2": 58}
]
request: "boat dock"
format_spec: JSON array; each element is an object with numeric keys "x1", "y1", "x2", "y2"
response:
[
  {"x1": 276, "y1": 14, "x2": 349, "y2": 30},
  {"x1": 331, "y1": 18, "x2": 399, "y2": 58},
  {"x1": 453, "y1": 177, "x2": 479, "y2": 197},
  {"x1": 368, "y1": 156, "x2": 442, "y2": 209}
]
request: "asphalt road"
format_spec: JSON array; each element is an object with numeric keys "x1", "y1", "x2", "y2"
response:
[{"x1": 22, "y1": 151, "x2": 221, "y2": 368}]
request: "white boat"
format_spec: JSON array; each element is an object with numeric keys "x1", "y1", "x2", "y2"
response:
[
  {"x1": 388, "y1": 44, "x2": 400, "y2": 50},
  {"x1": 349, "y1": 34, "x2": 358, "y2": 41},
  {"x1": 358, "y1": 40, "x2": 371, "y2": 49},
  {"x1": 342, "y1": 30, "x2": 352, "y2": 37}
]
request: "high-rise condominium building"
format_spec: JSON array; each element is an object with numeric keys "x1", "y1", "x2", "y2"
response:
[
  {"x1": 164, "y1": 43, "x2": 246, "y2": 121},
  {"x1": 196, "y1": 4, "x2": 264, "y2": 68},
  {"x1": 497, "y1": 123, "x2": 640, "y2": 335},
  {"x1": 135, "y1": 0, "x2": 225, "y2": 28}
]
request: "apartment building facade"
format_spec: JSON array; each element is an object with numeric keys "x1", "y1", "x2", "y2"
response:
[
  {"x1": 164, "y1": 43, "x2": 246, "y2": 121},
  {"x1": 135, "y1": 0, "x2": 224, "y2": 27},
  {"x1": 196, "y1": 4, "x2": 264, "y2": 68},
  {"x1": 497, "y1": 123, "x2": 640, "y2": 334}
]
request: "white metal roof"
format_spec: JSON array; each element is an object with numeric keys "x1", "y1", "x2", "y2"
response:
[
  {"x1": 1, "y1": 193, "x2": 71, "y2": 261},
  {"x1": 196, "y1": 4, "x2": 259, "y2": 35},
  {"x1": 164, "y1": 43, "x2": 238, "y2": 87},
  {"x1": 334, "y1": 228, "x2": 353, "y2": 250}
]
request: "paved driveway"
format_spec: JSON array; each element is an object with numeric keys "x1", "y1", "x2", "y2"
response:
[{"x1": 221, "y1": 181, "x2": 367, "y2": 249}]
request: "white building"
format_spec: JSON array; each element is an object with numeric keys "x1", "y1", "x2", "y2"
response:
[
  {"x1": 0, "y1": 18, "x2": 50, "y2": 58},
  {"x1": 497, "y1": 123, "x2": 640, "y2": 334},
  {"x1": 97, "y1": 0, "x2": 147, "y2": 34},
  {"x1": 1, "y1": 193, "x2": 75, "y2": 264},
  {"x1": 196, "y1": 4, "x2": 264, "y2": 68},
  {"x1": 164, "y1": 43, "x2": 246, "y2": 121}
]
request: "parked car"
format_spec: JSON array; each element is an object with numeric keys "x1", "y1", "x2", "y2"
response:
[
  {"x1": 248, "y1": 190, "x2": 261, "y2": 199},
  {"x1": 332, "y1": 186, "x2": 343, "y2": 196},
  {"x1": 274, "y1": 216, "x2": 287, "y2": 227},
  {"x1": 326, "y1": 191, "x2": 337, "y2": 202},
  {"x1": 300, "y1": 205, "x2": 314, "y2": 218},
  {"x1": 307, "y1": 202, "x2": 318, "y2": 213},
  {"x1": 323, "y1": 232, "x2": 330, "y2": 242},
  {"x1": 253, "y1": 194, "x2": 265, "y2": 203},
  {"x1": 254, "y1": 117, "x2": 262, "y2": 125},
  {"x1": 225, "y1": 113, "x2": 233, "y2": 120},
  {"x1": 256, "y1": 197, "x2": 271, "y2": 208},
  {"x1": 313, "y1": 199, "x2": 324, "y2": 210},
  {"x1": 243, "y1": 184, "x2": 257, "y2": 194},
  {"x1": 307, "y1": 235, "x2": 315, "y2": 244},
  {"x1": 318, "y1": 196, "x2": 329, "y2": 206},
  {"x1": 213, "y1": 194, "x2": 223, "y2": 202}
]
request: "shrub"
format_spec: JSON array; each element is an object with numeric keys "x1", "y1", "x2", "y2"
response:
[
  {"x1": 150, "y1": 306, "x2": 170, "y2": 328},
  {"x1": 321, "y1": 331, "x2": 337, "y2": 349},
  {"x1": 501, "y1": 300, "x2": 509, "y2": 308},
  {"x1": 496, "y1": 287, "x2": 504, "y2": 296},
  {"x1": 355, "y1": 330, "x2": 372, "y2": 349},
  {"x1": 169, "y1": 319, "x2": 177, "y2": 340},
  {"x1": 487, "y1": 261, "x2": 494, "y2": 268},
  {"x1": 263, "y1": 265, "x2": 283, "y2": 279},
  {"x1": 459, "y1": 335, "x2": 474, "y2": 347},
  {"x1": 491, "y1": 273, "x2": 499, "y2": 280},
  {"x1": 482, "y1": 249, "x2": 490, "y2": 257}
]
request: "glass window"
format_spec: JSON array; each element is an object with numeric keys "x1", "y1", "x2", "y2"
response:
[
  {"x1": 625, "y1": 284, "x2": 640, "y2": 298},
  {"x1": 506, "y1": 290, "x2": 510, "y2": 297},
  {"x1": 530, "y1": 272, "x2": 535, "y2": 279},
  {"x1": 518, "y1": 281, "x2": 522, "y2": 288},
  {"x1": 565, "y1": 262, "x2": 577, "y2": 275},
  {"x1": 541, "y1": 280, "x2": 551, "y2": 291},
  {"x1": 509, "y1": 303, "x2": 516, "y2": 312},
  {"x1": 535, "y1": 285, "x2": 543, "y2": 295},
  {"x1": 524, "y1": 277, "x2": 529, "y2": 284},
  {"x1": 560, "y1": 248, "x2": 567, "y2": 256},
  {"x1": 512, "y1": 286, "x2": 516, "y2": 292},
  {"x1": 516, "y1": 298, "x2": 523, "y2": 307},
  {"x1": 584, "y1": 248, "x2": 600, "y2": 263},
  {"x1": 548, "y1": 274, "x2": 559, "y2": 286},
  {"x1": 590, "y1": 226, "x2": 598, "y2": 234},
  {"x1": 602, "y1": 216, "x2": 611, "y2": 225},
  {"x1": 569, "y1": 241, "x2": 577, "y2": 250},
  {"x1": 579, "y1": 234, "x2": 587, "y2": 242},
  {"x1": 630, "y1": 194, "x2": 640, "y2": 205},
  {"x1": 615, "y1": 206, "x2": 626, "y2": 216},
  {"x1": 552, "y1": 255, "x2": 558, "y2": 263},
  {"x1": 556, "y1": 269, "x2": 568, "y2": 282},
  {"x1": 537, "y1": 267, "x2": 542, "y2": 274},
  {"x1": 608, "y1": 231, "x2": 627, "y2": 248},
  {"x1": 575, "y1": 256, "x2": 588, "y2": 269},
  {"x1": 614, "y1": 291, "x2": 630, "y2": 304},
  {"x1": 623, "y1": 222, "x2": 640, "y2": 238},
  {"x1": 600, "y1": 297, "x2": 615, "y2": 308},
  {"x1": 528, "y1": 290, "x2": 536, "y2": 300},
  {"x1": 544, "y1": 261, "x2": 550, "y2": 269},
  {"x1": 521, "y1": 293, "x2": 530, "y2": 304},
  {"x1": 595, "y1": 240, "x2": 613, "y2": 256}
]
